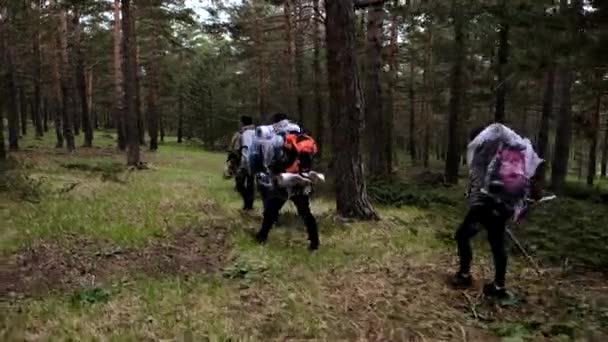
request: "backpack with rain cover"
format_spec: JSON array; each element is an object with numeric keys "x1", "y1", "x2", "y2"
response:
[
  {"x1": 467, "y1": 123, "x2": 543, "y2": 207},
  {"x1": 486, "y1": 142, "x2": 528, "y2": 201},
  {"x1": 239, "y1": 128, "x2": 255, "y2": 173}
]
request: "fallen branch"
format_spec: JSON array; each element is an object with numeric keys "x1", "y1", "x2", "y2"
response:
[{"x1": 462, "y1": 292, "x2": 479, "y2": 320}]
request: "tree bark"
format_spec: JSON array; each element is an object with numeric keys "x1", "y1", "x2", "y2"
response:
[
  {"x1": 0, "y1": 100, "x2": 5, "y2": 160},
  {"x1": 494, "y1": 0, "x2": 509, "y2": 123},
  {"x1": 33, "y1": 29, "x2": 44, "y2": 138},
  {"x1": 58, "y1": 9, "x2": 75, "y2": 151},
  {"x1": 294, "y1": 3, "x2": 305, "y2": 125},
  {"x1": 160, "y1": 113, "x2": 165, "y2": 143},
  {"x1": 422, "y1": 24, "x2": 434, "y2": 169},
  {"x1": 121, "y1": 0, "x2": 141, "y2": 166},
  {"x1": 587, "y1": 87, "x2": 602, "y2": 185},
  {"x1": 147, "y1": 26, "x2": 160, "y2": 151},
  {"x1": 536, "y1": 66, "x2": 554, "y2": 183},
  {"x1": 283, "y1": 0, "x2": 296, "y2": 115},
  {"x1": 409, "y1": 50, "x2": 416, "y2": 163},
  {"x1": 4, "y1": 41, "x2": 19, "y2": 150},
  {"x1": 602, "y1": 113, "x2": 608, "y2": 178},
  {"x1": 19, "y1": 87, "x2": 27, "y2": 136},
  {"x1": 385, "y1": 0, "x2": 398, "y2": 173},
  {"x1": 177, "y1": 91, "x2": 184, "y2": 143},
  {"x1": 550, "y1": 67, "x2": 573, "y2": 193},
  {"x1": 73, "y1": 10, "x2": 93, "y2": 147},
  {"x1": 312, "y1": 0, "x2": 324, "y2": 155},
  {"x1": 445, "y1": 0, "x2": 465, "y2": 184},
  {"x1": 86, "y1": 68, "x2": 97, "y2": 129},
  {"x1": 365, "y1": 2, "x2": 389, "y2": 177},
  {"x1": 113, "y1": 0, "x2": 126, "y2": 150},
  {"x1": 326, "y1": 0, "x2": 378, "y2": 219},
  {"x1": 43, "y1": 97, "x2": 49, "y2": 132},
  {"x1": 49, "y1": 17, "x2": 64, "y2": 149},
  {"x1": 133, "y1": 9, "x2": 145, "y2": 146}
]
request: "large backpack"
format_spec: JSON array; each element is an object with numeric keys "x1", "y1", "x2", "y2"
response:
[
  {"x1": 239, "y1": 128, "x2": 255, "y2": 172},
  {"x1": 486, "y1": 142, "x2": 528, "y2": 200},
  {"x1": 282, "y1": 132, "x2": 318, "y2": 173}
]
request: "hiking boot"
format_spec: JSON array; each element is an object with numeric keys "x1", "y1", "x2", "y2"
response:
[
  {"x1": 308, "y1": 241, "x2": 319, "y2": 251},
  {"x1": 483, "y1": 282, "x2": 509, "y2": 299},
  {"x1": 254, "y1": 231, "x2": 267, "y2": 244},
  {"x1": 451, "y1": 272, "x2": 473, "y2": 289}
]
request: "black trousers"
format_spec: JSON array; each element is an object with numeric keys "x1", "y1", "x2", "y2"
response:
[
  {"x1": 235, "y1": 172, "x2": 255, "y2": 210},
  {"x1": 257, "y1": 195, "x2": 319, "y2": 247},
  {"x1": 455, "y1": 198, "x2": 512, "y2": 287}
]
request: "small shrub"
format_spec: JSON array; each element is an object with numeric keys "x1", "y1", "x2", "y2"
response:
[
  {"x1": 69, "y1": 287, "x2": 111, "y2": 307},
  {"x1": 0, "y1": 159, "x2": 46, "y2": 203},
  {"x1": 367, "y1": 178, "x2": 456, "y2": 208}
]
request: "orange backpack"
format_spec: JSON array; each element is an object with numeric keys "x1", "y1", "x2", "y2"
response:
[{"x1": 283, "y1": 133, "x2": 318, "y2": 173}]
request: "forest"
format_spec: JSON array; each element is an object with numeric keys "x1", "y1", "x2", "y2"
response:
[{"x1": 1, "y1": 0, "x2": 608, "y2": 340}]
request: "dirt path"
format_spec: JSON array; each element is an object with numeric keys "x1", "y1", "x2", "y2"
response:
[{"x1": 0, "y1": 226, "x2": 232, "y2": 298}]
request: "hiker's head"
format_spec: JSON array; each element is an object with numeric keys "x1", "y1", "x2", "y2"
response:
[
  {"x1": 240, "y1": 115, "x2": 253, "y2": 126},
  {"x1": 469, "y1": 125, "x2": 486, "y2": 142},
  {"x1": 271, "y1": 112, "x2": 288, "y2": 124}
]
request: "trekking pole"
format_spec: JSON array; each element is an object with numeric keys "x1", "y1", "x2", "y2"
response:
[
  {"x1": 506, "y1": 195, "x2": 556, "y2": 276},
  {"x1": 505, "y1": 227, "x2": 543, "y2": 275}
]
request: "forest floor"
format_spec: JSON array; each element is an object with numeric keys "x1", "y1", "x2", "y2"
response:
[{"x1": 1, "y1": 132, "x2": 608, "y2": 341}]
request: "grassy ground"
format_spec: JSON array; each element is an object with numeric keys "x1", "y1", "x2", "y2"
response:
[{"x1": 1, "y1": 131, "x2": 608, "y2": 341}]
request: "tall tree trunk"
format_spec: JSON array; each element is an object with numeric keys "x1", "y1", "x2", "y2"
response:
[
  {"x1": 365, "y1": 3, "x2": 389, "y2": 177},
  {"x1": 602, "y1": 113, "x2": 608, "y2": 178},
  {"x1": 4, "y1": 42, "x2": 19, "y2": 150},
  {"x1": 251, "y1": 0, "x2": 268, "y2": 120},
  {"x1": 86, "y1": 68, "x2": 97, "y2": 129},
  {"x1": 445, "y1": 1, "x2": 465, "y2": 184},
  {"x1": 73, "y1": 10, "x2": 93, "y2": 147},
  {"x1": 147, "y1": 29, "x2": 160, "y2": 151},
  {"x1": 550, "y1": 67, "x2": 573, "y2": 193},
  {"x1": 294, "y1": 3, "x2": 305, "y2": 125},
  {"x1": 133, "y1": 10, "x2": 145, "y2": 146},
  {"x1": 587, "y1": 87, "x2": 602, "y2": 185},
  {"x1": 43, "y1": 97, "x2": 49, "y2": 132},
  {"x1": 326, "y1": 0, "x2": 378, "y2": 220},
  {"x1": 312, "y1": 0, "x2": 324, "y2": 155},
  {"x1": 385, "y1": 0, "x2": 398, "y2": 173},
  {"x1": 160, "y1": 112, "x2": 165, "y2": 143},
  {"x1": 121, "y1": 0, "x2": 140, "y2": 166},
  {"x1": 283, "y1": 0, "x2": 296, "y2": 115},
  {"x1": 409, "y1": 50, "x2": 417, "y2": 163},
  {"x1": 113, "y1": 0, "x2": 126, "y2": 150},
  {"x1": 33, "y1": 31, "x2": 44, "y2": 138},
  {"x1": 422, "y1": 26, "x2": 434, "y2": 169},
  {"x1": 536, "y1": 66, "x2": 555, "y2": 183},
  {"x1": 494, "y1": 0, "x2": 509, "y2": 123},
  {"x1": 49, "y1": 20, "x2": 64, "y2": 149},
  {"x1": 59, "y1": 9, "x2": 75, "y2": 151},
  {"x1": 177, "y1": 92, "x2": 184, "y2": 144},
  {"x1": 550, "y1": 0, "x2": 578, "y2": 193},
  {"x1": 19, "y1": 87, "x2": 27, "y2": 136},
  {"x1": 0, "y1": 100, "x2": 5, "y2": 160}
]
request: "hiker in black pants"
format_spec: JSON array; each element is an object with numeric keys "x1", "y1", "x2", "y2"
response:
[
  {"x1": 254, "y1": 113, "x2": 320, "y2": 250},
  {"x1": 229, "y1": 116, "x2": 256, "y2": 210},
  {"x1": 452, "y1": 124, "x2": 543, "y2": 298},
  {"x1": 256, "y1": 193, "x2": 319, "y2": 250}
]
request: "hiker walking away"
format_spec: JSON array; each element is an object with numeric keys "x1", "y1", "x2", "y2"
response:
[
  {"x1": 250, "y1": 113, "x2": 321, "y2": 250},
  {"x1": 229, "y1": 116, "x2": 256, "y2": 210},
  {"x1": 452, "y1": 123, "x2": 544, "y2": 298}
]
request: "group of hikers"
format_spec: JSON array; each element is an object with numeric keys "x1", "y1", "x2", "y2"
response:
[{"x1": 225, "y1": 114, "x2": 546, "y2": 299}]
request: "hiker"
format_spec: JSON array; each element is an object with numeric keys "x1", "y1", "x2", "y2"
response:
[
  {"x1": 452, "y1": 123, "x2": 544, "y2": 298},
  {"x1": 249, "y1": 113, "x2": 321, "y2": 250},
  {"x1": 228, "y1": 115, "x2": 256, "y2": 210}
]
